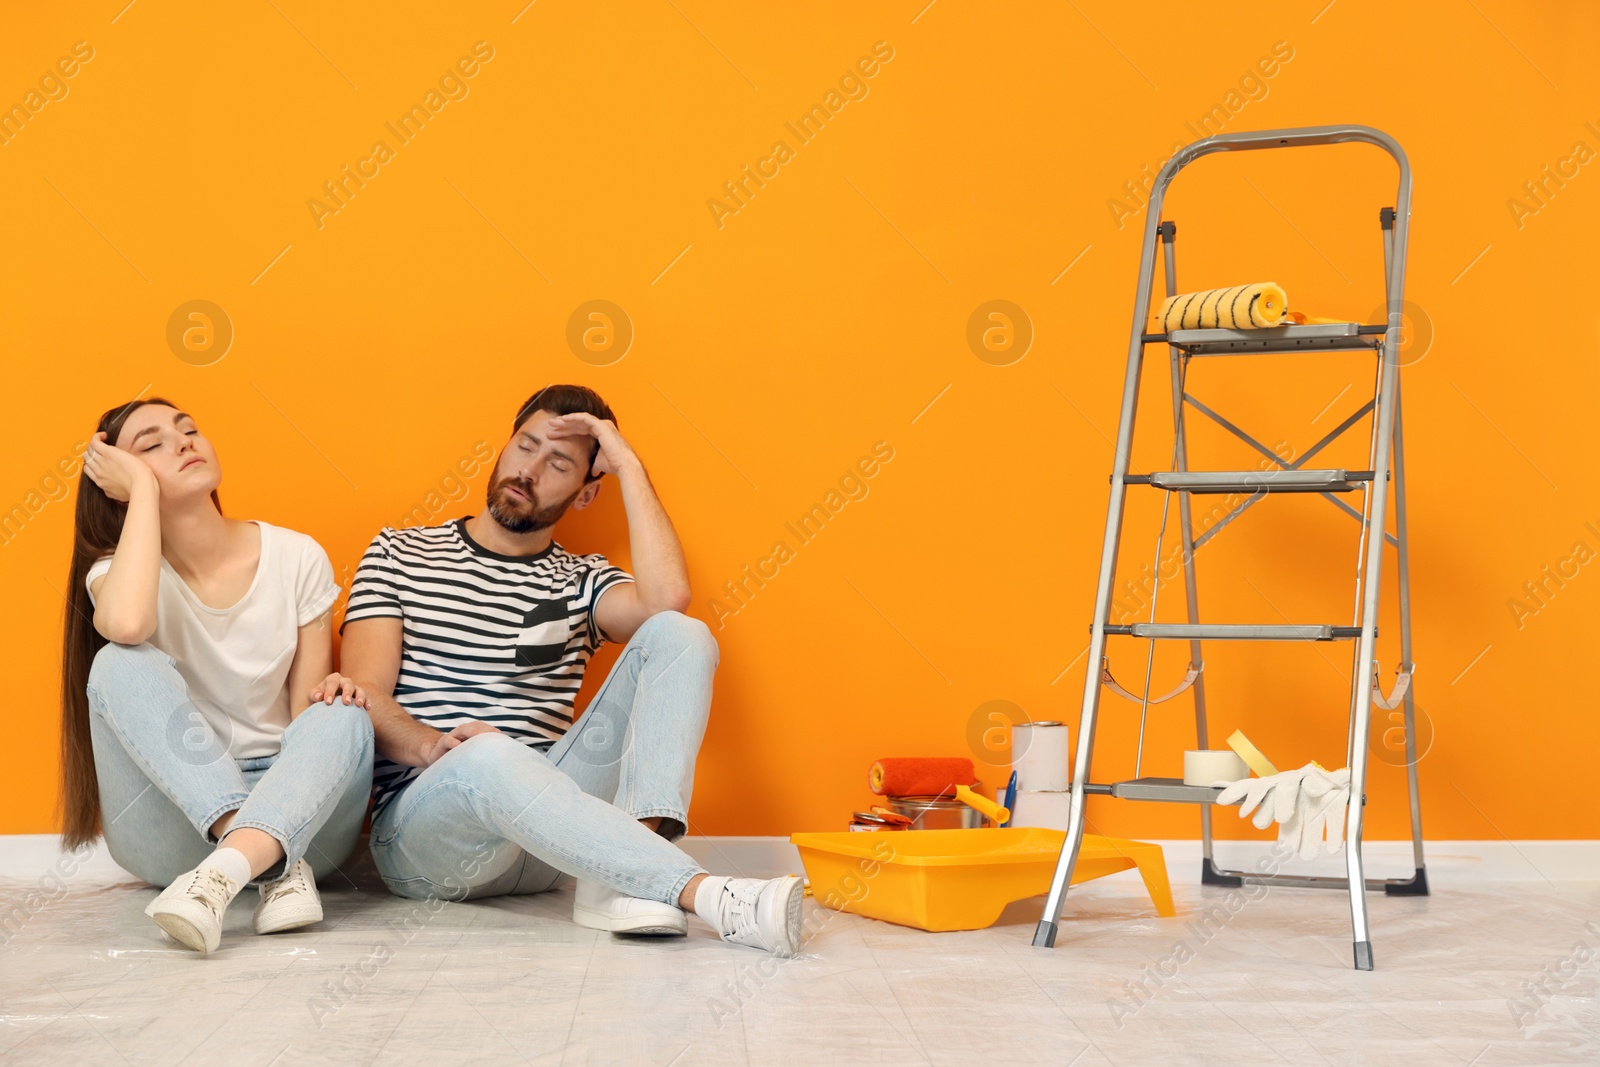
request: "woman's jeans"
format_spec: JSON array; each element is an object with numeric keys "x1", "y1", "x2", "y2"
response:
[
  {"x1": 85, "y1": 642, "x2": 374, "y2": 888},
  {"x1": 370, "y1": 610, "x2": 716, "y2": 907}
]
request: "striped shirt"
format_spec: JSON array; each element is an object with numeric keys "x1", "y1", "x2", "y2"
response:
[{"x1": 340, "y1": 516, "x2": 635, "y2": 817}]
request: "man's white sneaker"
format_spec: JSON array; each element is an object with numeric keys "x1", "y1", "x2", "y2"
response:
[
  {"x1": 253, "y1": 858, "x2": 324, "y2": 935},
  {"x1": 144, "y1": 866, "x2": 237, "y2": 954},
  {"x1": 573, "y1": 878, "x2": 688, "y2": 936},
  {"x1": 702, "y1": 875, "x2": 804, "y2": 956}
]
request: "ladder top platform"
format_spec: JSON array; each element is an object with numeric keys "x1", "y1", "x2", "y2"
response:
[{"x1": 1142, "y1": 322, "x2": 1386, "y2": 355}]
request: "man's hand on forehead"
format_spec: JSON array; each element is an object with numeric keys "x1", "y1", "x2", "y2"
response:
[{"x1": 545, "y1": 412, "x2": 633, "y2": 477}]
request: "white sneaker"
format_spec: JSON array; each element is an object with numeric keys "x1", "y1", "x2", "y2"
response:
[
  {"x1": 253, "y1": 858, "x2": 323, "y2": 935},
  {"x1": 573, "y1": 878, "x2": 688, "y2": 936},
  {"x1": 144, "y1": 866, "x2": 237, "y2": 953},
  {"x1": 705, "y1": 876, "x2": 805, "y2": 956}
]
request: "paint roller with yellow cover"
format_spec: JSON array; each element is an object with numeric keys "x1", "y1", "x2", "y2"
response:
[{"x1": 1157, "y1": 282, "x2": 1288, "y2": 331}]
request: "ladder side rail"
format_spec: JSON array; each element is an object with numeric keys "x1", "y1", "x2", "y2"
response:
[
  {"x1": 1346, "y1": 354, "x2": 1386, "y2": 764},
  {"x1": 1390, "y1": 374, "x2": 1427, "y2": 878},
  {"x1": 1033, "y1": 188, "x2": 1171, "y2": 948},
  {"x1": 1347, "y1": 134, "x2": 1413, "y2": 969},
  {"x1": 1381, "y1": 214, "x2": 1427, "y2": 883},
  {"x1": 1160, "y1": 225, "x2": 1222, "y2": 877}
]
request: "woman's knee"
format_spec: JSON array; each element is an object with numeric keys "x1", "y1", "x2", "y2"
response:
[
  {"x1": 86, "y1": 641, "x2": 175, "y2": 706},
  {"x1": 289, "y1": 697, "x2": 375, "y2": 750}
]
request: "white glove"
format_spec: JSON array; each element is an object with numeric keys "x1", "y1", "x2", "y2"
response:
[
  {"x1": 1284, "y1": 765, "x2": 1352, "y2": 860},
  {"x1": 1215, "y1": 763, "x2": 1350, "y2": 860},
  {"x1": 1215, "y1": 766, "x2": 1314, "y2": 832}
]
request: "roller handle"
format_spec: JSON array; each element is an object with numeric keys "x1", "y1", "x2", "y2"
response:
[{"x1": 954, "y1": 784, "x2": 1010, "y2": 826}]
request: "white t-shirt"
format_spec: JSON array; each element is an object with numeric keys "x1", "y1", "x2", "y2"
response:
[{"x1": 85, "y1": 520, "x2": 341, "y2": 759}]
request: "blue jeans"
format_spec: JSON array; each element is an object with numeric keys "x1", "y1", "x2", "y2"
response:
[
  {"x1": 86, "y1": 642, "x2": 374, "y2": 888},
  {"x1": 370, "y1": 610, "x2": 716, "y2": 906}
]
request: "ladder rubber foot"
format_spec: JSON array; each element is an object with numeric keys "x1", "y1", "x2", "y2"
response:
[
  {"x1": 1201, "y1": 859, "x2": 1244, "y2": 888},
  {"x1": 1354, "y1": 941, "x2": 1374, "y2": 971},
  {"x1": 1032, "y1": 921, "x2": 1058, "y2": 948},
  {"x1": 1384, "y1": 867, "x2": 1430, "y2": 896}
]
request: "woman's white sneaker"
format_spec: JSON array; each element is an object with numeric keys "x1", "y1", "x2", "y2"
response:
[
  {"x1": 696, "y1": 875, "x2": 805, "y2": 956},
  {"x1": 253, "y1": 857, "x2": 323, "y2": 934},
  {"x1": 144, "y1": 866, "x2": 238, "y2": 954}
]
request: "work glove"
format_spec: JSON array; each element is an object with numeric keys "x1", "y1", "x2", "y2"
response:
[
  {"x1": 1216, "y1": 763, "x2": 1352, "y2": 860},
  {"x1": 1286, "y1": 765, "x2": 1352, "y2": 860},
  {"x1": 1215, "y1": 765, "x2": 1313, "y2": 832}
]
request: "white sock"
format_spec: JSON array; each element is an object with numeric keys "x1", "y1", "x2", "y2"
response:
[
  {"x1": 691, "y1": 875, "x2": 731, "y2": 928},
  {"x1": 198, "y1": 847, "x2": 252, "y2": 898}
]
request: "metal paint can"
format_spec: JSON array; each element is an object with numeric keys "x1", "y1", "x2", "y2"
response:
[
  {"x1": 885, "y1": 795, "x2": 985, "y2": 830},
  {"x1": 1011, "y1": 720, "x2": 1070, "y2": 791}
]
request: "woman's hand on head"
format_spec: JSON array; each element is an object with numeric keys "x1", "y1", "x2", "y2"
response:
[
  {"x1": 84, "y1": 431, "x2": 158, "y2": 504},
  {"x1": 308, "y1": 672, "x2": 371, "y2": 710}
]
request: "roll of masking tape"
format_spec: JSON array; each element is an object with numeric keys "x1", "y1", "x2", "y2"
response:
[
  {"x1": 1226, "y1": 729, "x2": 1278, "y2": 778},
  {"x1": 1183, "y1": 749, "x2": 1250, "y2": 786}
]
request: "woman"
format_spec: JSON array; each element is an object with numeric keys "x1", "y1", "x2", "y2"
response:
[{"x1": 59, "y1": 397, "x2": 375, "y2": 954}]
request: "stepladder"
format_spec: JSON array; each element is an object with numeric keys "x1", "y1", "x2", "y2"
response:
[{"x1": 1032, "y1": 125, "x2": 1427, "y2": 972}]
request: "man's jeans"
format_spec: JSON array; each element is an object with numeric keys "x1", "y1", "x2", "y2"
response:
[
  {"x1": 370, "y1": 610, "x2": 716, "y2": 907},
  {"x1": 86, "y1": 642, "x2": 374, "y2": 888}
]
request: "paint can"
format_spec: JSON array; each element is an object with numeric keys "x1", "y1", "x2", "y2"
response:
[{"x1": 1012, "y1": 720, "x2": 1071, "y2": 791}]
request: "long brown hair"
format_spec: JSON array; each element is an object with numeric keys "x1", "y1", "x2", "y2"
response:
[{"x1": 59, "y1": 398, "x2": 222, "y2": 850}]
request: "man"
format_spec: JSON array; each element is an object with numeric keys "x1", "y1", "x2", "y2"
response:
[{"x1": 338, "y1": 384, "x2": 802, "y2": 954}]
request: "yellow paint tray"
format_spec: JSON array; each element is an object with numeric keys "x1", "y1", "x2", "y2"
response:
[{"x1": 789, "y1": 827, "x2": 1174, "y2": 932}]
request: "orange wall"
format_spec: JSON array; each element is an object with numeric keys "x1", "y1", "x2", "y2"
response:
[{"x1": 3, "y1": 2, "x2": 1596, "y2": 841}]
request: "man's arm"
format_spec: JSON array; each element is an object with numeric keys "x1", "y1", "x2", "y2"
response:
[
  {"x1": 339, "y1": 617, "x2": 443, "y2": 767},
  {"x1": 547, "y1": 412, "x2": 693, "y2": 645},
  {"x1": 593, "y1": 456, "x2": 692, "y2": 644},
  {"x1": 340, "y1": 616, "x2": 504, "y2": 767}
]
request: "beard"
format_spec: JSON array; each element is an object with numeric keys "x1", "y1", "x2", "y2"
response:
[{"x1": 484, "y1": 473, "x2": 583, "y2": 534}]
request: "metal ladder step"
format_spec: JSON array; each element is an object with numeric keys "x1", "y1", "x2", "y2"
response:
[
  {"x1": 1091, "y1": 777, "x2": 1367, "y2": 806},
  {"x1": 1106, "y1": 777, "x2": 1230, "y2": 804},
  {"x1": 1141, "y1": 322, "x2": 1386, "y2": 355},
  {"x1": 1125, "y1": 469, "x2": 1373, "y2": 494},
  {"x1": 1101, "y1": 623, "x2": 1366, "y2": 640}
]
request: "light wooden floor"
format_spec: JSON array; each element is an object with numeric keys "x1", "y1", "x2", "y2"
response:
[{"x1": 1, "y1": 838, "x2": 1595, "y2": 1066}]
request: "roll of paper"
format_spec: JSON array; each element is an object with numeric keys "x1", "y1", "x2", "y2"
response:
[
  {"x1": 1011, "y1": 720, "x2": 1070, "y2": 791},
  {"x1": 1183, "y1": 749, "x2": 1250, "y2": 786},
  {"x1": 1009, "y1": 789, "x2": 1072, "y2": 831}
]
